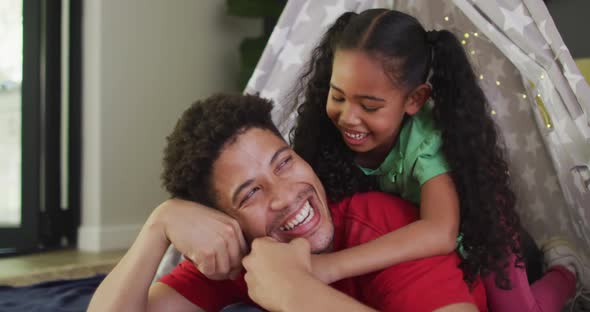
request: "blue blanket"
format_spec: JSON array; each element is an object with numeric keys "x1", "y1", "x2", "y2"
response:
[{"x1": 0, "y1": 274, "x2": 105, "y2": 312}]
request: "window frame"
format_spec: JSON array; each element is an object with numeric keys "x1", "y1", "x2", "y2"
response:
[{"x1": 0, "y1": 0, "x2": 80, "y2": 255}]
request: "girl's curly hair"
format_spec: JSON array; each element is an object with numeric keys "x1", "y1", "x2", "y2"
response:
[{"x1": 289, "y1": 9, "x2": 523, "y2": 288}]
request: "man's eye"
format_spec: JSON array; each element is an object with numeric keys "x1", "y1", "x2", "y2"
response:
[
  {"x1": 277, "y1": 156, "x2": 292, "y2": 171},
  {"x1": 241, "y1": 186, "x2": 260, "y2": 206},
  {"x1": 331, "y1": 96, "x2": 345, "y2": 102}
]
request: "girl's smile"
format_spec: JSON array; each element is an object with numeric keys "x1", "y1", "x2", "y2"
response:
[
  {"x1": 326, "y1": 50, "x2": 426, "y2": 167},
  {"x1": 341, "y1": 128, "x2": 370, "y2": 146}
]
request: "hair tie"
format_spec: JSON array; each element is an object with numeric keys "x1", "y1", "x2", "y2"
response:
[{"x1": 426, "y1": 30, "x2": 439, "y2": 45}]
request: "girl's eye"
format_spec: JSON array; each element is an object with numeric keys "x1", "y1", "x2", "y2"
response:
[
  {"x1": 331, "y1": 96, "x2": 345, "y2": 103},
  {"x1": 241, "y1": 186, "x2": 260, "y2": 207},
  {"x1": 361, "y1": 105, "x2": 380, "y2": 112}
]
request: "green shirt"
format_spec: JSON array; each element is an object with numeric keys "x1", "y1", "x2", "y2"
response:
[
  {"x1": 357, "y1": 106, "x2": 467, "y2": 257},
  {"x1": 358, "y1": 104, "x2": 450, "y2": 205}
]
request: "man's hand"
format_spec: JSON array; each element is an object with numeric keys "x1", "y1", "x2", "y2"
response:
[
  {"x1": 242, "y1": 237, "x2": 313, "y2": 311},
  {"x1": 153, "y1": 198, "x2": 248, "y2": 280}
]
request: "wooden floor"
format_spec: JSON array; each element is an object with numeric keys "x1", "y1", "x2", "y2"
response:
[{"x1": 0, "y1": 249, "x2": 125, "y2": 286}]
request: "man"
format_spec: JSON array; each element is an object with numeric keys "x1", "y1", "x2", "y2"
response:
[{"x1": 88, "y1": 94, "x2": 485, "y2": 312}]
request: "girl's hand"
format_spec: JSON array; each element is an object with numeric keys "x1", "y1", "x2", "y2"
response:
[
  {"x1": 152, "y1": 198, "x2": 248, "y2": 280},
  {"x1": 242, "y1": 237, "x2": 313, "y2": 311}
]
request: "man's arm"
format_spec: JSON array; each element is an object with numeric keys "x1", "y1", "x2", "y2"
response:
[
  {"x1": 87, "y1": 207, "x2": 198, "y2": 312},
  {"x1": 87, "y1": 199, "x2": 247, "y2": 312}
]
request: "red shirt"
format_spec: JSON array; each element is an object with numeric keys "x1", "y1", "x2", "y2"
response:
[{"x1": 160, "y1": 191, "x2": 487, "y2": 311}]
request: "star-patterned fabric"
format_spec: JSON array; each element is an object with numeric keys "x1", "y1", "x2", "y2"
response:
[
  {"x1": 449, "y1": 0, "x2": 590, "y2": 268},
  {"x1": 245, "y1": 0, "x2": 590, "y2": 262}
]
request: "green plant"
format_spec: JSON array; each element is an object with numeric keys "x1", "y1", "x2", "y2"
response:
[{"x1": 226, "y1": 0, "x2": 286, "y2": 89}]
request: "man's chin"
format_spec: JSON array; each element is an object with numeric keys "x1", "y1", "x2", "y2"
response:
[
  {"x1": 267, "y1": 229, "x2": 334, "y2": 254},
  {"x1": 307, "y1": 226, "x2": 335, "y2": 254},
  {"x1": 310, "y1": 241, "x2": 334, "y2": 254}
]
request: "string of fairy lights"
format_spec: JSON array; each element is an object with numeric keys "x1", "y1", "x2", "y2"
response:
[{"x1": 442, "y1": 15, "x2": 556, "y2": 129}]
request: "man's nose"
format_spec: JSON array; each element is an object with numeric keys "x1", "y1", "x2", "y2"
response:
[
  {"x1": 268, "y1": 181, "x2": 297, "y2": 212},
  {"x1": 339, "y1": 102, "x2": 360, "y2": 127}
]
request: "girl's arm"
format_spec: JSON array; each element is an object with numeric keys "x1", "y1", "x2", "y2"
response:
[
  {"x1": 243, "y1": 237, "x2": 377, "y2": 312},
  {"x1": 315, "y1": 173, "x2": 460, "y2": 283}
]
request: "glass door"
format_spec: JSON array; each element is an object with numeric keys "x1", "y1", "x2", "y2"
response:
[
  {"x1": 0, "y1": 0, "x2": 39, "y2": 253},
  {"x1": 0, "y1": 0, "x2": 80, "y2": 254},
  {"x1": 0, "y1": 1, "x2": 23, "y2": 228}
]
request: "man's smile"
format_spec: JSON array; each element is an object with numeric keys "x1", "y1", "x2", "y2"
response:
[{"x1": 269, "y1": 187, "x2": 324, "y2": 240}]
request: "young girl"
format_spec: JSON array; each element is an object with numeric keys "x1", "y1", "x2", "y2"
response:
[{"x1": 290, "y1": 9, "x2": 585, "y2": 311}]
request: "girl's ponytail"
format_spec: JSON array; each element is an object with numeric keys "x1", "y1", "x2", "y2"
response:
[{"x1": 429, "y1": 30, "x2": 522, "y2": 288}]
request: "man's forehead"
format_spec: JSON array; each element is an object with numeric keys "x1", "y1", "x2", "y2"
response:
[
  {"x1": 213, "y1": 128, "x2": 289, "y2": 198},
  {"x1": 226, "y1": 128, "x2": 287, "y2": 157}
]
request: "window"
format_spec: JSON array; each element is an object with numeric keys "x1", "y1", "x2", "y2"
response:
[
  {"x1": 0, "y1": 0, "x2": 81, "y2": 255},
  {"x1": 0, "y1": 0, "x2": 23, "y2": 227}
]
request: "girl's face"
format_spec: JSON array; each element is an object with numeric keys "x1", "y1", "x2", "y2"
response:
[{"x1": 327, "y1": 50, "x2": 427, "y2": 167}]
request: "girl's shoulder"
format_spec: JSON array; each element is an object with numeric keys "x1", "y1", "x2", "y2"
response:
[
  {"x1": 404, "y1": 103, "x2": 442, "y2": 158},
  {"x1": 409, "y1": 101, "x2": 438, "y2": 138},
  {"x1": 403, "y1": 103, "x2": 450, "y2": 187}
]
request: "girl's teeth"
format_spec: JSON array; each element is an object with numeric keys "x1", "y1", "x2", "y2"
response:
[{"x1": 345, "y1": 131, "x2": 367, "y2": 140}]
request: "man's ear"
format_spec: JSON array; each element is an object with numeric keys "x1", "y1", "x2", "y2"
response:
[{"x1": 404, "y1": 84, "x2": 431, "y2": 116}]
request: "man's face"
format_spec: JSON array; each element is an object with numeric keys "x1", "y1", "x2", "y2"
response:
[{"x1": 211, "y1": 128, "x2": 334, "y2": 253}]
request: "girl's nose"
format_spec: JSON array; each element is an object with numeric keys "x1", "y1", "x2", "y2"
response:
[{"x1": 339, "y1": 102, "x2": 360, "y2": 127}]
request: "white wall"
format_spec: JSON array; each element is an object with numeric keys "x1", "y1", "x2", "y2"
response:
[{"x1": 78, "y1": 0, "x2": 262, "y2": 251}]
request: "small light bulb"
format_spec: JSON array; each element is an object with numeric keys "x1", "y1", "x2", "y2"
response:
[
  {"x1": 479, "y1": 74, "x2": 484, "y2": 80},
  {"x1": 474, "y1": 32, "x2": 479, "y2": 37},
  {"x1": 461, "y1": 40, "x2": 467, "y2": 45},
  {"x1": 496, "y1": 80, "x2": 501, "y2": 86},
  {"x1": 522, "y1": 94, "x2": 527, "y2": 99},
  {"x1": 464, "y1": 33, "x2": 470, "y2": 39},
  {"x1": 444, "y1": 16, "x2": 449, "y2": 22}
]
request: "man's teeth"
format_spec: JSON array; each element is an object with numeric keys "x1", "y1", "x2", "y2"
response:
[
  {"x1": 280, "y1": 201, "x2": 314, "y2": 231},
  {"x1": 344, "y1": 131, "x2": 368, "y2": 140}
]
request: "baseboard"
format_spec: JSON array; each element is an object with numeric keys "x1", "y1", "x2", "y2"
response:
[{"x1": 78, "y1": 224, "x2": 142, "y2": 252}]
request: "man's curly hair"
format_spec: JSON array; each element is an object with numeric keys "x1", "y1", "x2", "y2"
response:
[
  {"x1": 289, "y1": 9, "x2": 523, "y2": 289},
  {"x1": 161, "y1": 93, "x2": 281, "y2": 207}
]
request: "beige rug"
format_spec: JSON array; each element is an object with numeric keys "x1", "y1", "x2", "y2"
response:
[{"x1": 0, "y1": 260, "x2": 116, "y2": 287}]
